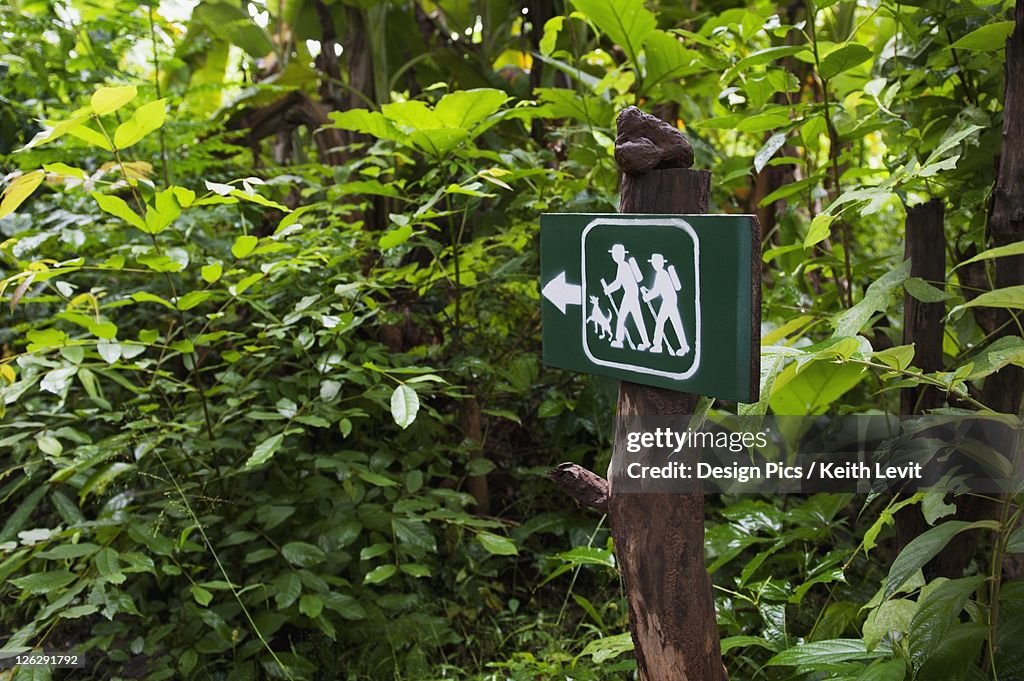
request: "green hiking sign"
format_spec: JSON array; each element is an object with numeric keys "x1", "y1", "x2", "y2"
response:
[{"x1": 540, "y1": 214, "x2": 760, "y2": 402}]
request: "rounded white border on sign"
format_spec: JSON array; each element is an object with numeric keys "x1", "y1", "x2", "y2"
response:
[{"x1": 580, "y1": 217, "x2": 702, "y2": 381}]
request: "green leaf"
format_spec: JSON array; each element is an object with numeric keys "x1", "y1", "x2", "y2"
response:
[
  {"x1": 950, "y1": 285, "x2": 1024, "y2": 316},
  {"x1": 908, "y1": 576, "x2": 986, "y2": 670},
  {"x1": 143, "y1": 188, "x2": 181, "y2": 233},
  {"x1": 834, "y1": 260, "x2": 911, "y2": 337},
  {"x1": 299, "y1": 594, "x2": 324, "y2": 618},
  {"x1": 230, "y1": 272, "x2": 264, "y2": 296},
  {"x1": 863, "y1": 598, "x2": 917, "y2": 651},
  {"x1": 390, "y1": 384, "x2": 419, "y2": 429},
  {"x1": 885, "y1": 521, "x2": 996, "y2": 599},
  {"x1": 36, "y1": 435, "x2": 61, "y2": 456},
  {"x1": 9, "y1": 569, "x2": 77, "y2": 594},
  {"x1": 65, "y1": 123, "x2": 112, "y2": 150},
  {"x1": 94, "y1": 547, "x2": 126, "y2": 585},
  {"x1": 322, "y1": 592, "x2": 366, "y2": 620},
  {"x1": 131, "y1": 291, "x2": 176, "y2": 309},
  {"x1": 392, "y1": 518, "x2": 436, "y2": 554},
  {"x1": 114, "y1": 99, "x2": 167, "y2": 149},
  {"x1": 92, "y1": 192, "x2": 146, "y2": 231},
  {"x1": 581, "y1": 632, "x2": 635, "y2": 663},
  {"x1": 190, "y1": 584, "x2": 213, "y2": 606},
  {"x1": 364, "y1": 564, "x2": 397, "y2": 585},
  {"x1": 769, "y1": 361, "x2": 864, "y2": 415},
  {"x1": 194, "y1": 1, "x2": 275, "y2": 57},
  {"x1": 858, "y1": 659, "x2": 908, "y2": 681},
  {"x1": 539, "y1": 16, "x2": 564, "y2": 55},
  {"x1": 951, "y1": 21, "x2": 1015, "y2": 51},
  {"x1": 819, "y1": 43, "x2": 872, "y2": 79},
  {"x1": 731, "y1": 45, "x2": 810, "y2": 73},
  {"x1": 904, "y1": 277, "x2": 952, "y2": 303},
  {"x1": 0, "y1": 486, "x2": 48, "y2": 544},
  {"x1": 955, "y1": 241, "x2": 1024, "y2": 270},
  {"x1": 1007, "y1": 525, "x2": 1024, "y2": 554},
  {"x1": 476, "y1": 532, "x2": 518, "y2": 556},
  {"x1": 245, "y1": 433, "x2": 284, "y2": 468},
  {"x1": 42, "y1": 162, "x2": 86, "y2": 179},
  {"x1": 570, "y1": 0, "x2": 656, "y2": 68},
  {"x1": 804, "y1": 213, "x2": 837, "y2": 249},
  {"x1": 231, "y1": 235, "x2": 259, "y2": 259},
  {"x1": 19, "y1": 113, "x2": 91, "y2": 150},
  {"x1": 201, "y1": 262, "x2": 223, "y2": 283},
  {"x1": 0, "y1": 171, "x2": 45, "y2": 220},
  {"x1": 176, "y1": 291, "x2": 213, "y2": 311},
  {"x1": 91, "y1": 85, "x2": 137, "y2": 115},
  {"x1": 36, "y1": 543, "x2": 100, "y2": 560},
  {"x1": 328, "y1": 109, "x2": 402, "y2": 142},
  {"x1": 88, "y1": 322, "x2": 118, "y2": 340},
  {"x1": 379, "y1": 225, "x2": 414, "y2": 250},
  {"x1": 282, "y1": 541, "x2": 326, "y2": 567},
  {"x1": 435, "y1": 88, "x2": 509, "y2": 129},
  {"x1": 767, "y1": 638, "x2": 888, "y2": 668},
  {"x1": 557, "y1": 546, "x2": 616, "y2": 567},
  {"x1": 273, "y1": 572, "x2": 301, "y2": 610},
  {"x1": 755, "y1": 132, "x2": 787, "y2": 174}
]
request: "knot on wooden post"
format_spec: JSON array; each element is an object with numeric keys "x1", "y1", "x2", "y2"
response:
[{"x1": 614, "y1": 106, "x2": 694, "y2": 175}]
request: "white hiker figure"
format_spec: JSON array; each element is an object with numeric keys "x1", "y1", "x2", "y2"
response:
[
  {"x1": 601, "y1": 244, "x2": 651, "y2": 350},
  {"x1": 641, "y1": 253, "x2": 690, "y2": 356},
  {"x1": 586, "y1": 296, "x2": 614, "y2": 340}
]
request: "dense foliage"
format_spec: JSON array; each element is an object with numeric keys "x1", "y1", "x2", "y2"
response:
[{"x1": 1, "y1": 1, "x2": 1022, "y2": 680}]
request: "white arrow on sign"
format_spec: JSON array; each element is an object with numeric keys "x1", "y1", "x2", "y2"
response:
[{"x1": 542, "y1": 271, "x2": 582, "y2": 314}]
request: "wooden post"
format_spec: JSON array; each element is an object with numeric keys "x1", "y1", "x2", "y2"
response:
[
  {"x1": 612, "y1": 108, "x2": 724, "y2": 681},
  {"x1": 900, "y1": 200, "x2": 946, "y2": 416},
  {"x1": 548, "y1": 107, "x2": 742, "y2": 680},
  {"x1": 895, "y1": 200, "x2": 945, "y2": 552}
]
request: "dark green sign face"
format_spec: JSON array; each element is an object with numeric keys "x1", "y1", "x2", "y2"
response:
[{"x1": 540, "y1": 214, "x2": 760, "y2": 403}]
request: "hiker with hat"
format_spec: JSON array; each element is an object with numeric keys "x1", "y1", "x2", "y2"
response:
[
  {"x1": 602, "y1": 244, "x2": 651, "y2": 350},
  {"x1": 641, "y1": 253, "x2": 690, "y2": 356}
]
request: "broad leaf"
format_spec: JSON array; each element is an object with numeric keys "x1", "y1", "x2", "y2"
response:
[
  {"x1": 476, "y1": 532, "x2": 518, "y2": 555},
  {"x1": 0, "y1": 171, "x2": 45, "y2": 220},
  {"x1": 114, "y1": 99, "x2": 167, "y2": 149},
  {"x1": 951, "y1": 21, "x2": 1015, "y2": 51},
  {"x1": 390, "y1": 385, "x2": 419, "y2": 429},
  {"x1": 885, "y1": 521, "x2": 996, "y2": 599},
  {"x1": 571, "y1": 0, "x2": 656, "y2": 67},
  {"x1": 92, "y1": 193, "x2": 146, "y2": 231},
  {"x1": 91, "y1": 85, "x2": 137, "y2": 115},
  {"x1": 244, "y1": 433, "x2": 284, "y2": 468},
  {"x1": 804, "y1": 213, "x2": 837, "y2": 249},
  {"x1": 950, "y1": 285, "x2": 1024, "y2": 315},
  {"x1": 435, "y1": 89, "x2": 509, "y2": 129},
  {"x1": 819, "y1": 44, "x2": 872, "y2": 79},
  {"x1": 767, "y1": 638, "x2": 888, "y2": 668},
  {"x1": 282, "y1": 541, "x2": 326, "y2": 567}
]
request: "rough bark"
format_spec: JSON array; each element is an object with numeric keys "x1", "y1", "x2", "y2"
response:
[
  {"x1": 932, "y1": 3, "x2": 1024, "y2": 582},
  {"x1": 980, "y1": 1, "x2": 1024, "y2": 416},
  {"x1": 610, "y1": 106, "x2": 724, "y2": 681}
]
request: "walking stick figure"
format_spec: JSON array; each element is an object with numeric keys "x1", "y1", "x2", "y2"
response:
[
  {"x1": 640, "y1": 253, "x2": 690, "y2": 356},
  {"x1": 602, "y1": 244, "x2": 651, "y2": 350}
]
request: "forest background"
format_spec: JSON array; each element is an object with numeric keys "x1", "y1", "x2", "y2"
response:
[{"x1": 1, "y1": 0, "x2": 1023, "y2": 679}]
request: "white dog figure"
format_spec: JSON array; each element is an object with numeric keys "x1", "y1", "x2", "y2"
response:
[{"x1": 586, "y1": 296, "x2": 614, "y2": 340}]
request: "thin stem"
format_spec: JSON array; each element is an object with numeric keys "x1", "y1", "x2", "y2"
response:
[{"x1": 147, "y1": 3, "x2": 171, "y2": 187}]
